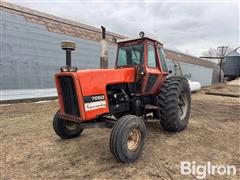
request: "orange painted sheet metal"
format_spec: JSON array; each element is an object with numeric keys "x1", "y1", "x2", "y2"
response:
[
  {"x1": 77, "y1": 68, "x2": 135, "y2": 95},
  {"x1": 55, "y1": 68, "x2": 135, "y2": 121},
  {"x1": 77, "y1": 67, "x2": 135, "y2": 120}
]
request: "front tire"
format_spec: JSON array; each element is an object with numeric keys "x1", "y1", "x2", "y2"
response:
[
  {"x1": 110, "y1": 115, "x2": 146, "y2": 163},
  {"x1": 158, "y1": 76, "x2": 191, "y2": 132},
  {"x1": 53, "y1": 111, "x2": 83, "y2": 139}
]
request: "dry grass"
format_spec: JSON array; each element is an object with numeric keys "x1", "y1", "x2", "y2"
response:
[
  {"x1": 0, "y1": 84, "x2": 239, "y2": 179},
  {"x1": 227, "y1": 78, "x2": 240, "y2": 86}
]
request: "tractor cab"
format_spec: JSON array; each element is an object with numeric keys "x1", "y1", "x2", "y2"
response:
[{"x1": 115, "y1": 36, "x2": 169, "y2": 95}]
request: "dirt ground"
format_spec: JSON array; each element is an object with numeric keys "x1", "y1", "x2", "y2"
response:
[{"x1": 0, "y1": 83, "x2": 239, "y2": 180}]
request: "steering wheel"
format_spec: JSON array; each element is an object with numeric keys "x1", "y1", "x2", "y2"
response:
[{"x1": 132, "y1": 59, "x2": 140, "y2": 65}]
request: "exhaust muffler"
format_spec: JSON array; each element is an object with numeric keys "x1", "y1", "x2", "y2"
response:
[{"x1": 100, "y1": 26, "x2": 108, "y2": 69}]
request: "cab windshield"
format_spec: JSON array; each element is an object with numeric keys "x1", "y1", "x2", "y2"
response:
[{"x1": 116, "y1": 44, "x2": 144, "y2": 67}]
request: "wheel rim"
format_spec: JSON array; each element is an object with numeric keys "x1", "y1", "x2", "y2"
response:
[
  {"x1": 65, "y1": 121, "x2": 79, "y2": 131},
  {"x1": 178, "y1": 92, "x2": 188, "y2": 120},
  {"x1": 127, "y1": 128, "x2": 141, "y2": 151}
]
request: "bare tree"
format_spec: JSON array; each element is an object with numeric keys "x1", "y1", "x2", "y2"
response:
[
  {"x1": 200, "y1": 46, "x2": 233, "y2": 82},
  {"x1": 201, "y1": 47, "x2": 233, "y2": 63},
  {"x1": 202, "y1": 48, "x2": 217, "y2": 59}
]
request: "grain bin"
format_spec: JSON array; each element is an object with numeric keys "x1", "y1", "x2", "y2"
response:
[{"x1": 223, "y1": 50, "x2": 240, "y2": 80}]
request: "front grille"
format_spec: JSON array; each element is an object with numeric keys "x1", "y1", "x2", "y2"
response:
[{"x1": 58, "y1": 76, "x2": 80, "y2": 117}]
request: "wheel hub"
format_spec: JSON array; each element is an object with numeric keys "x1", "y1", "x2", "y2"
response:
[
  {"x1": 178, "y1": 92, "x2": 188, "y2": 120},
  {"x1": 127, "y1": 128, "x2": 141, "y2": 151},
  {"x1": 65, "y1": 121, "x2": 78, "y2": 131}
]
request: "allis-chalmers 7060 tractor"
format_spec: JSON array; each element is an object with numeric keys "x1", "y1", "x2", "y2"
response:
[{"x1": 53, "y1": 27, "x2": 191, "y2": 163}]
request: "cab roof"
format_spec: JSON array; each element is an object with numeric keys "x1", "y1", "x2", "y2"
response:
[{"x1": 117, "y1": 37, "x2": 163, "y2": 46}]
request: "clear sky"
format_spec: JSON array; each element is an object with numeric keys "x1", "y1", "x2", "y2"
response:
[{"x1": 7, "y1": 0, "x2": 239, "y2": 56}]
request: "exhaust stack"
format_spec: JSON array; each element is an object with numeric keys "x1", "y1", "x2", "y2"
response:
[
  {"x1": 61, "y1": 41, "x2": 76, "y2": 67},
  {"x1": 100, "y1": 26, "x2": 108, "y2": 69}
]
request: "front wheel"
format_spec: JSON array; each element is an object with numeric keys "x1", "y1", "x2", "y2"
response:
[
  {"x1": 53, "y1": 111, "x2": 83, "y2": 139},
  {"x1": 110, "y1": 115, "x2": 147, "y2": 163}
]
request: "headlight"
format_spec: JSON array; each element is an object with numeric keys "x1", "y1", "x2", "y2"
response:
[
  {"x1": 60, "y1": 66, "x2": 69, "y2": 72},
  {"x1": 69, "y1": 66, "x2": 78, "y2": 72}
]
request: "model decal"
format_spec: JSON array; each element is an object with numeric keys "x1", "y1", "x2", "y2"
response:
[{"x1": 84, "y1": 94, "x2": 106, "y2": 111}]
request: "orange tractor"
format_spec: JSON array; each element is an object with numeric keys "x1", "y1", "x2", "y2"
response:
[{"x1": 53, "y1": 27, "x2": 191, "y2": 163}]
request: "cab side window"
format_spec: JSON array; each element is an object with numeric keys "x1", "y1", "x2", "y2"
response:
[
  {"x1": 147, "y1": 44, "x2": 157, "y2": 68},
  {"x1": 158, "y1": 47, "x2": 168, "y2": 72}
]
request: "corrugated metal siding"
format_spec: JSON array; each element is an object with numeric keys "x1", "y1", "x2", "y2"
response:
[
  {"x1": 212, "y1": 69, "x2": 222, "y2": 84},
  {"x1": 1, "y1": 1, "x2": 126, "y2": 42},
  {"x1": 1, "y1": 10, "x2": 116, "y2": 89},
  {"x1": 165, "y1": 60, "x2": 213, "y2": 86},
  {"x1": 164, "y1": 49, "x2": 219, "y2": 69},
  {"x1": 223, "y1": 56, "x2": 240, "y2": 77}
]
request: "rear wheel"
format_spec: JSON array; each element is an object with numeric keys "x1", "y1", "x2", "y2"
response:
[
  {"x1": 110, "y1": 115, "x2": 146, "y2": 163},
  {"x1": 158, "y1": 76, "x2": 191, "y2": 132},
  {"x1": 53, "y1": 110, "x2": 83, "y2": 139}
]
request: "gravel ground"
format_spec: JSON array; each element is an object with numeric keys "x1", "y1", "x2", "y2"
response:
[{"x1": 0, "y1": 83, "x2": 239, "y2": 180}]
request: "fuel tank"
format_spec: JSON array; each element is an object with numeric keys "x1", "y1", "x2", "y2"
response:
[{"x1": 55, "y1": 67, "x2": 135, "y2": 121}]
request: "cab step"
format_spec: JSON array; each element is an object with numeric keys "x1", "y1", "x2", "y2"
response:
[{"x1": 145, "y1": 104, "x2": 160, "y2": 110}]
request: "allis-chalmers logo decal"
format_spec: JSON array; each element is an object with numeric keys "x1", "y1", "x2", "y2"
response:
[{"x1": 83, "y1": 94, "x2": 106, "y2": 111}]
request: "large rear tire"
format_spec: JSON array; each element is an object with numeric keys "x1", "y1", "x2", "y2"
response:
[
  {"x1": 158, "y1": 76, "x2": 191, "y2": 132},
  {"x1": 110, "y1": 115, "x2": 146, "y2": 163},
  {"x1": 53, "y1": 111, "x2": 83, "y2": 139}
]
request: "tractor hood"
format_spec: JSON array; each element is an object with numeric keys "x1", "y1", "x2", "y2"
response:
[
  {"x1": 55, "y1": 67, "x2": 135, "y2": 120},
  {"x1": 75, "y1": 67, "x2": 135, "y2": 95}
]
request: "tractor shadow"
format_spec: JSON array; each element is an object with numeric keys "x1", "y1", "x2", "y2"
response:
[{"x1": 145, "y1": 117, "x2": 180, "y2": 138}]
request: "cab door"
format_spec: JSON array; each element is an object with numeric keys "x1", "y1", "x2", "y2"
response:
[{"x1": 141, "y1": 41, "x2": 166, "y2": 95}]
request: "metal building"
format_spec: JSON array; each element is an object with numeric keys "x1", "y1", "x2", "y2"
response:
[
  {"x1": 0, "y1": 2, "x2": 220, "y2": 100},
  {"x1": 223, "y1": 50, "x2": 240, "y2": 80}
]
